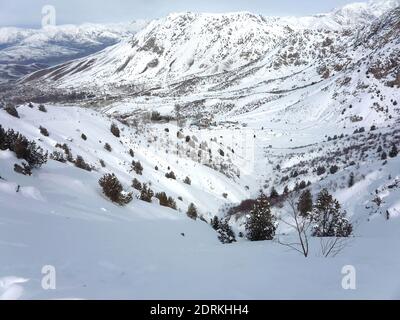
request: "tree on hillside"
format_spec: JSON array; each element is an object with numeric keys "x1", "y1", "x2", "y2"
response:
[
  {"x1": 217, "y1": 218, "x2": 236, "y2": 244},
  {"x1": 245, "y1": 193, "x2": 277, "y2": 241},
  {"x1": 99, "y1": 173, "x2": 132, "y2": 205},
  {"x1": 311, "y1": 189, "x2": 352, "y2": 238},
  {"x1": 187, "y1": 203, "x2": 198, "y2": 220},
  {"x1": 110, "y1": 123, "x2": 120, "y2": 137},
  {"x1": 297, "y1": 189, "x2": 313, "y2": 218},
  {"x1": 389, "y1": 143, "x2": 398, "y2": 158}
]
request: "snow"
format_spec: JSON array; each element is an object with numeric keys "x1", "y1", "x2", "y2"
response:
[
  {"x1": 1, "y1": 0, "x2": 400, "y2": 300},
  {"x1": 1, "y1": 100, "x2": 400, "y2": 299}
]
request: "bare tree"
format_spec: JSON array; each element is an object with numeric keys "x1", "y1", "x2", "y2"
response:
[
  {"x1": 319, "y1": 237, "x2": 352, "y2": 258},
  {"x1": 277, "y1": 193, "x2": 312, "y2": 257}
]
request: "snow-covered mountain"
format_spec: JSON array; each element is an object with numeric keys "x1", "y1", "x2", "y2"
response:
[{"x1": 0, "y1": 21, "x2": 148, "y2": 84}]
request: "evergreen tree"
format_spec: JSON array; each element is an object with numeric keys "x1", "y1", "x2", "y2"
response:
[
  {"x1": 110, "y1": 123, "x2": 120, "y2": 137},
  {"x1": 311, "y1": 189, "x2": 352, "y2": 237},
  {"x1": 348, "y1": 172, "x2": 355, "y2": 188},
  {"x1": 132, "y1": 160, "x2": 143, "y2": 175},
  {"x1": 140, "y1": 183, "x2": 154, "y2": 202},
  {"x1": 389, "y1": 143, "x2": 398, "y2": 158},
  {"x1": 217, "y1": 219, "x2": 236, "y2": 244},
  {"x1": 245, "y1": 193, "x2": 277, "y2": 241},
  {"x1": 210, "y1": 216, "x2": 220, "y2": 230},
  {"x1": 270, "y1": 186, "x2": 279, "y2": 199},
  {"x1": 99, "y1": 173, "x2": 132, "y2": 205},
  {"x1": 187, "y1": 203, "x2": 198, "y2": 220},
  {"x1": 131, "y1": 178, "x2": 142, "y2": 191},
  {"x1": 297, "y1": 189, "x2": 313, "y2": 218}
]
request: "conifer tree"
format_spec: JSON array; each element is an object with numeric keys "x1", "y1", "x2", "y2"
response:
[
  {"x1": 297, "y1": 189, "x2": 313, "y2": 218},
  {"x1": 217, "y1": 219, "x2": 236, "y2": 244},
  {"x1": 210, "y1": 216, "x2": 220, "y2": 230},
  {"x1": 187, "y1": 203, "x2": 198, "y2": 220},
  {"x1": 245, "y1": 193, "x2": 277, "y2": 241},
  {"x1": 389, "y1": 143, "x2": 398, "y2": 158},
  {"x1": 311, "y1": 189, "x2": 352, "y2": 237}
]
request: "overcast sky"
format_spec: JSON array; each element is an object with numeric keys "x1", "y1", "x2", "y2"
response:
[{"x1": 0, "y1": 0, "x2": 363, "y2": 27}]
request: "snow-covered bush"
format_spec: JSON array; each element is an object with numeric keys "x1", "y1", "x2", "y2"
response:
[{"x1": 99, "y1": 173, "x2": 132, "y2": 205}]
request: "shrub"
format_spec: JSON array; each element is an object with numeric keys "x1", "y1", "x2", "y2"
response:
[
  {"x1": 270, "y1": 187, "x2": 279, "y2": 199},
  {"x1": 39, "y1": 126, "x2": 49, "y2": 137},
  {"x1": 131, "y1": 178, "x2": 142, "y2": 191},
  {"x1": 389, "y1": 143, "x2": 398, "y2": 158},
  {"x1": 211, "y1": 216, "x2": 220, "y2": 230},
  {"x1": 129, "y1": 149, "x2": 134, "y2": 157},
  {"x1": 132, "y1": 160, "x2": 143, "y2": 175},
  {"x1": 155, "y1": 192, "x2": 177, "y2": 210},
  {"x1": 329, "y1": 165, "x2": 339, "y2": 174},
  {"x1": 165, "y1": 171, "x2": 176, "y2": 180},
  {"x1": 38, "y1": 105, "x2": 47, "y2": 112},
  {"x1": 151, "y1": 111, "x2": 161, "y2": 121},
  {"x1": 55, "y1": 143, "x2": 73, "y2": 162},
  {"x1": 183, "y1": 176, "x2": 191, "y2": 185},
  {"x1": 140, "y1": 183, "x2": 154, "y2": 202},
  {"x1": 99, "y1": 159, "x2": 106, "y2": 167},
  {"x1": 5, "y1": 105, "x2": 19, "y2": 118},
  {"x1": 316, "y1": 166, "x2": 326, "y2": 176},
  {"x1": 348, "y1": 172, "x2": 355, "y2": 187},
  {"x1": 74, "y1": 155, "x2": 92, "y2": 171},
  {"x1": 12, "y1": 135, "x2": 47, "y2": 169},
  {"x1": 99, "y1": 173, "x2": 132, "y2": 205},
  {"x1": 50, "y1": 151, "x2": 66, "y2": 163},
  {"x1": 14, "y1": 163, "x2": 32, "y2": 176},
  {"x1": 104, "y1": 143, "x2": 112, "y2": 152},
  {"x1": 110, "y1": 123, "x2": 120, "y2": 137},
  {"x1": 187, "y1": 203, "x2": 198, "y2": 220}
]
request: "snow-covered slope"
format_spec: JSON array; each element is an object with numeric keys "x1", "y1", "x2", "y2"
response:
[{"x1": 1, "y1": 100, "x2": 400, "y2": 299}]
